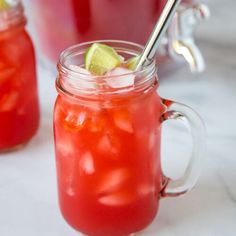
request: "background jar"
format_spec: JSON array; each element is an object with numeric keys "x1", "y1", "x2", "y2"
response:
[{"x1": 0, "y1": 1, "x2": 40, "y2": 151}]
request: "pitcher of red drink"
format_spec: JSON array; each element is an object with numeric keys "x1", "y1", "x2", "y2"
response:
[
  {"x1": 29, "y1": 0, "x2": 209, "y2": 73},
  {"x1": 0, "y1": 1, "x2": 39, "y2": 151},
  {"x1": 53, "y1": 40, "x2": 205, "y2": 236}
]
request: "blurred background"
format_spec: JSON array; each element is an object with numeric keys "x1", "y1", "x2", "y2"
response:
[{"x1": 0, "y1": 0, "x2": 235, "y2": 235}]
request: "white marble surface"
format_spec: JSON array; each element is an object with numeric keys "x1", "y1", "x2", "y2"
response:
[{"x1": 0, "y1": 0, "x2": 236, "y2": 235}]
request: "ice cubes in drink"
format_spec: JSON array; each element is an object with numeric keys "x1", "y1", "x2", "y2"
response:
[
  {"x1": 69, "y1": 65, "x2": 90, "y2": 75},
  {"x1": 66, "y1": 65, "x2": 96, "y2": 90},
  {"x1": 56, "y1": 134, "x2": 74, "y2": 157},
  {"x1": 96, "y1": 168, "x2": 129, "y2": 194},
  {"x1": 64, "y1": 110, "x2": 87, "y2": 131},
  {"x1": 98, "y1": 179, "x2": 154, "y2": 206},
  {"x1": 97, "y1": 131, "x2": 121, "y2": 157},
  {"x1": 98, "y1": 192, "x2": 134, "y2": 207},
  {"x1": 97, "y1": 168, "x2": 134, "y2": 206},
  {"x1": 79, "y1": 151, "x2": 95, "y2": 175},
  {"x1": 137, "y1": 183, "x2": 155, "y2": 197},
  {"x1": 113, "y1": 109, "x2": 134, "y2": 133},
  {"x1": 88, "y1": 111, "x2": 105, "y2": 133},
  {"x1": 0, "y1": 90, "x2": 19, "y2": 112},
  {"x1": 67, "y1": 186, "x2": 76, "y2": 197},
  {"x1": 105, "y1": 67, "x2": 135, "y2": 88}
]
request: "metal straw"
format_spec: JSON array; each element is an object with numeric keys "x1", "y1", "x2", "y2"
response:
[{"x1": 135, "y1": 0, "x2": 181, "y2": 70}]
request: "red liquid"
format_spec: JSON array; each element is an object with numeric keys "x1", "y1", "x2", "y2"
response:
[
  {"x1": 33, "y1": 0, "x2": 166, "y2": 61},
  {"x1": 54, "y1": 86, "x2": 165, "y2": 236},
  {"x1": 0, "y1": 27, "x2": 39, "y2": 150}
]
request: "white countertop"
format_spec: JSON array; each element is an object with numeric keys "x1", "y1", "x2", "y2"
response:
[{"x1": 0, "y1": 0, "x2": 236, "y2": 235}]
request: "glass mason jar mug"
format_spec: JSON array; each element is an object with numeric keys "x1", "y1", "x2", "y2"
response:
[
  {"x1": 0, "y1": 1, "x2": 40, "y2": 151},
  {"x1": 54, "y1": 40, "x2": 205, "y2": 236}
]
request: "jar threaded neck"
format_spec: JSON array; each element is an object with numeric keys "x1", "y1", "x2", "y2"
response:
[{"x1": 57, "y1": 40, "x2": 157, "y2": 99}]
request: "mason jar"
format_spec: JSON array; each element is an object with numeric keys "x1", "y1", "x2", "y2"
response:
[{"x1": 53, "y1": 40, "x2": 205, "y2": 236}]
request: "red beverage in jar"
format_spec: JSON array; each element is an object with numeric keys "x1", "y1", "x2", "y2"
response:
[
  {"x1": 54, "y1": 83, "x2": 162, "y2": 236},
  {"x1": 0, "y1": 2, "x2": 39, "y2": 151}
]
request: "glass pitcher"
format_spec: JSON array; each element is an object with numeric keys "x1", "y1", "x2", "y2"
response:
[{"x1": 29, "y1": 0, "x2": 209, "y2": 73}]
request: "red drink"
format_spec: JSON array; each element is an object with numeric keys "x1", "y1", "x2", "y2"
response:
[
  {"x1": 0, "y1": 3, "x2": 39, "y2": 151},
  {"x1": 53, "y1": 41, "x2": 205, "y2": 235},
  {"x1": 54, "y1": 85, "x2": 163, "y2": 236},
  {"x1": 54, "y1": 41, "x2": 164, "y2": 235}
]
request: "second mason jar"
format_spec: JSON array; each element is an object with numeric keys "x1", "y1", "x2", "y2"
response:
[{"x1": 0, "y1": 1, "x2": 40, "y2": 151}]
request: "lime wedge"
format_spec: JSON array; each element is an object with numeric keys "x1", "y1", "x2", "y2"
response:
[
  {"x1": 125, "y1": 56, "x2": 140, "y2": 71},
  {"x1": 85, "y1": 43, "x2": 123, "y2": 75},
  {"x1": 0, "y1": 0, "x2": 10, "y2": 10}
]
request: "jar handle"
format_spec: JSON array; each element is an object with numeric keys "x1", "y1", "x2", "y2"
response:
[{"x1": 160, "y1": 99, "x2": 205, "y2": 197}]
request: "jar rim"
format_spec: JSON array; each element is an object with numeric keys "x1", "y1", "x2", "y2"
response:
[
  {"x1": 57, "y1": 40, "x2": 157, "y2": 98},
  {"x1": 58, "y1": 40, "x2": 156, "y2": 77}
]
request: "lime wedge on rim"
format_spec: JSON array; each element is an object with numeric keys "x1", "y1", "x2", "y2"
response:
[
  {"x1": 125, "y1": 56, "x2": 140, "y2": 71},
  {"x1": 0, "y1": 0, "x2": 10, "y2": 10},
  {"x1": 85, "y1": 43, "x2": 123, "y2": 75}
]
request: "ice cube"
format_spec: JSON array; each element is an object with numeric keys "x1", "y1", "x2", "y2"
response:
[
  {"x1": 79, "y1": 151, "x2": 95, "y2": 175},
  {"x1": 69, "y1": 65, "x2": 91, "y2": 75},
  {"x1": 67, "y1": 186, "x2": 76, "y2": 197},
  {"x1": 96, "y1": 168, "x2": 129, "y2": 194},
  {"x1": 88, "y1": 112, "x2": 105, "y2": 133},
  {"x1": 56, "y1": 142, "x2": 76, "y2": 195},
  {"x1": 56, "y1": 135, "x2": 74, "y2": 156},
  {"x1": 138, "y1": 183, "x2": 155, "y2": 196},
  {"x1": 97, "y1": 132, "x2": 120, "y2": 156},
  {"x1": 98, "y1": 192, "x2": 134, "y2": 206},
  {"x1": 113, "y1": 110, "x2": 133, "y2": 133},
  {"x1": 64, "y1": 110, "x2": 86, "y2": 131},
  {"x1": 65, "y1": 65, "x2": 96, "y2": 90},
  {"x1": 106, "y1": 67, "x2": 135, "y2": 88},
  {"x1": 0, "y1": 90, "x2": 19, "y2": 112}
]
